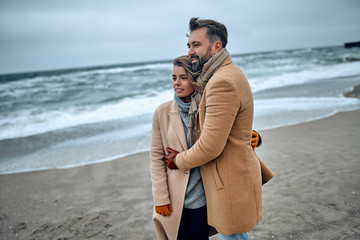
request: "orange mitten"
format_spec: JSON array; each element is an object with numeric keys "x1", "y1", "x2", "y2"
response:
[
  {"x1": 155, "y1": 204, "x2": 173, "y2": 217},
  {"x1": 252, "y1": 130, "x2": 262, "y2": 150}
]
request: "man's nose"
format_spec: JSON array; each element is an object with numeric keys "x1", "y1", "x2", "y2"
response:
[{"x1": 188, "y1": 46, "x2": 195, "y2": 56}]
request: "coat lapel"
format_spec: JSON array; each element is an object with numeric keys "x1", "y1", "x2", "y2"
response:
[{"x1": 169, "y1": 102, "x2": 188, "y2": 150}]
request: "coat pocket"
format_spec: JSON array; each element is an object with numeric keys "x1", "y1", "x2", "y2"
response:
[{"x1": 211, "y1": 161, "x2": 224, "y2": 190}]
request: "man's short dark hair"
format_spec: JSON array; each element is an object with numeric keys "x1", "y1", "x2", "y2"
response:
[{"x1": 188, "y1": 17, "x2": 228, "y2": 48}]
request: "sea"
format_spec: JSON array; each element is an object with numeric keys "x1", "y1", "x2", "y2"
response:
[{"x1": 1, "y1": 45, "x2": 360, "y2": 175}]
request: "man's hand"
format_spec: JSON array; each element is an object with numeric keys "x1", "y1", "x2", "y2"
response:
[
  {"x1": 155, "y1": 204, "x2": 173, "y2": 216},
  {"x1": 164, "y1": 147, "x2": 179, "y2": 169},
  {"x1": 252, "y1": 130, "x2": 260, "y2": 150}
]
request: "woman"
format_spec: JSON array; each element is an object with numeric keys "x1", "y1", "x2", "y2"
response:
[
  {"x1": 151, "y1": 55, "x2": 209, "y2": 240},
  {"x1": 150, "y1": 56, "x2": 261, "y2": 240}
]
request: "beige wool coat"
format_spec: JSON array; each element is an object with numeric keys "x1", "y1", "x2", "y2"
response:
[
  {"x1": 175, "y1": 56, "x2": 264, "y2": 235},
  {"x1": 150, "y1": 100, "x2": 191, "y2": 240}
]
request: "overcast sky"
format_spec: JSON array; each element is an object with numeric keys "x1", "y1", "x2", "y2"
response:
[{"x1": 0, "y1": 0, "x2": 359, "y2": 74}]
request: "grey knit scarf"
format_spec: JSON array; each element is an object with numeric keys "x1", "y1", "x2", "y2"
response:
[
  {"x1": 174, "y1": 94, "x2": 191, "y2": 148},
  {"x1": 188, "y1": 48, "x2": 230, "y2": 146}
]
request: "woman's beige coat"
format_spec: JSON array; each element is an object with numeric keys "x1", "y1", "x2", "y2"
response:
[
  {"x1": 175, "y1": 56, "x2": 264, "y2": 235},
  {"x1": 150, "y1": 100, "x2": 190, "y2": 240}
]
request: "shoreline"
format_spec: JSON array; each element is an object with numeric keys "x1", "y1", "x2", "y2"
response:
[
  {"x1": 0, "y1": 150, "x2": 147, "y2": 176},
  {"x1": 1, "y1": 110, "x2": 359, "y2": 239},
  {"x1": 1, "y1": 105, "x2": 360, "y2": 176}
]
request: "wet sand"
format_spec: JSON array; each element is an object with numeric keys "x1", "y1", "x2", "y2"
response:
[{"x1": 1, "y1": 110, "x2": 360, "y2": 240}]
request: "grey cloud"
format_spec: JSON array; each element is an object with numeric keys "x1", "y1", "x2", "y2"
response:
[{"x1": 0, "y1": 0, "x2": 359, "y2": 74}]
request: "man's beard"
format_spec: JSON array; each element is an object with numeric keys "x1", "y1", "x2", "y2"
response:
[
  {"x1": 191, "y1": 46, "x2": 213, "y2": 71},
  {"x1": 192, "y1": 56, "x2": 207, "y2": 71}
]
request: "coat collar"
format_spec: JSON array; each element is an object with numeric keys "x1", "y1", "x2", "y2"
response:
[
  {"x1": 168, "y1": 101, "x2": 188, "y2": 150},
  {"x1": 219, "y1": 55, "x2": 233, "y2": 68}
]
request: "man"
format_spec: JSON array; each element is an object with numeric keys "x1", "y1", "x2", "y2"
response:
[{"x1": 165, "y1": 17, "x2": 272, "y2": 239}]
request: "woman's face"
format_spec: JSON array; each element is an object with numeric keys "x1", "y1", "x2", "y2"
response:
[{"x1": 172, "y1": 65, "x2": 195, "y2": 100}]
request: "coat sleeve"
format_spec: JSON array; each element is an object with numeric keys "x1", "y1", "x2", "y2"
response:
[
  {"x1": 176, "y1": 78, "x2": 241, "y2": 171},
  {"x1": 150, "y1": 108, "x2": 171, "y2": 206}
]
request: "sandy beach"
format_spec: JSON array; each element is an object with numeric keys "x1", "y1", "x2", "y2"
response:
[{"x1": 1, "y1": 109, "x2": 360, "y2": 240}]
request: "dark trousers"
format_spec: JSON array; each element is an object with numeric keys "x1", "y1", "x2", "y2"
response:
[{"x1": 177, "y1": 205, "x2": 209, "y2": 240}]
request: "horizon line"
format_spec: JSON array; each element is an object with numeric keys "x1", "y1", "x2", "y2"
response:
[{"x1": 0, "y1": 44, "x2": 342, "y2": 78}]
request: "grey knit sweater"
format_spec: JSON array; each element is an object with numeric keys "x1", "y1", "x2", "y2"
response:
[{"x1": 174, "y1": 95, "x2": 206, "y2": 209}]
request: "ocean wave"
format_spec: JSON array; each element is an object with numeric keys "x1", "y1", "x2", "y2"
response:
[
  {"x1": 0, "y1": 61, "x2": 173, "y2": 83},
  {"x1": 253, "y1": 96, "x2": 360, "y2": 130},
  {"x1": 2, "y1": 46, "x2": 360, "y2": 141},
  {"x1": 249, "y1": 61, "x2": 360, "y2": 93},
  {"x1": 0, "y1": 89, "x2": 174, "y2": 140},
  {"x1": 70, "y1": 62, "x2": 173, "y2": 77}
]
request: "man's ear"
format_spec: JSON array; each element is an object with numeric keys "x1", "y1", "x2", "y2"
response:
[{"x1": 213, "y1": 40, "x2": 222, "y2": 53}]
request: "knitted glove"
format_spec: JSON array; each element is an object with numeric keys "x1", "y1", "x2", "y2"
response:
[
  {"x1": 252, "y1": 130, "x2": 262, "y2": 150},
  {"x1": 155, "y1": 204, "x2": 173, "y2": 216}
]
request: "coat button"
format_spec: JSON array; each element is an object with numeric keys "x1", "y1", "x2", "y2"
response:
[{"x1": 197, "y1": 129, "x2": 201, "y2": 133}]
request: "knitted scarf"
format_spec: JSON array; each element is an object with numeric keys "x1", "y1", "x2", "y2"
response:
[
  {"x1": 188, "y1": 48, "x2": 230, "y2": 146},
  {"x1": 174, "y1": 94, "x2": 191, "y2": 148}
]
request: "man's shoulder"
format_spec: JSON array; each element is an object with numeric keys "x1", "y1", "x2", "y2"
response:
[
  {"x1": 212, "y1": 61, "x2": 246, "y2": 84},
  {"x1": 218, "y1": 57, "x2": 243, "y2": 75},
  {"x1": 206, "y1": 57, "x2": 249, "y2": 95}
]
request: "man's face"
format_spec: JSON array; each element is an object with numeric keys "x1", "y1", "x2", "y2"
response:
[{"x1": 187, "y1": 27, "x2": 214, "y2": 71}]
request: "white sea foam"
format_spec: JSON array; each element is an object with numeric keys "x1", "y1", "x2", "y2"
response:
[
  {"x1": 0, "y1": 89, "x2": 173, "y2": 140},
  {"x1": 69, "y1": 62, "x2": 173, "y2": 77},
  {"x1": 253, "y1": 96, "x2": 360, "y2": 130},
  {"x1": 249, "y1": 61, "x2": 360, "y2": 93},
  {"x1": 2, "y1": 96, "x2": 360, "y2": 175},
  {"x1": 1, "y1": 60, "x2": 360, "y2": 141}
]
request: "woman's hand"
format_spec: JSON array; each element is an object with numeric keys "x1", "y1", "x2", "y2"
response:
[
  {"x1": 252, "y1": 130, "x2": 262, "y2": 150},
  {"x1": 155, "y1": 204, "x2": 173, "y2": 216}
]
